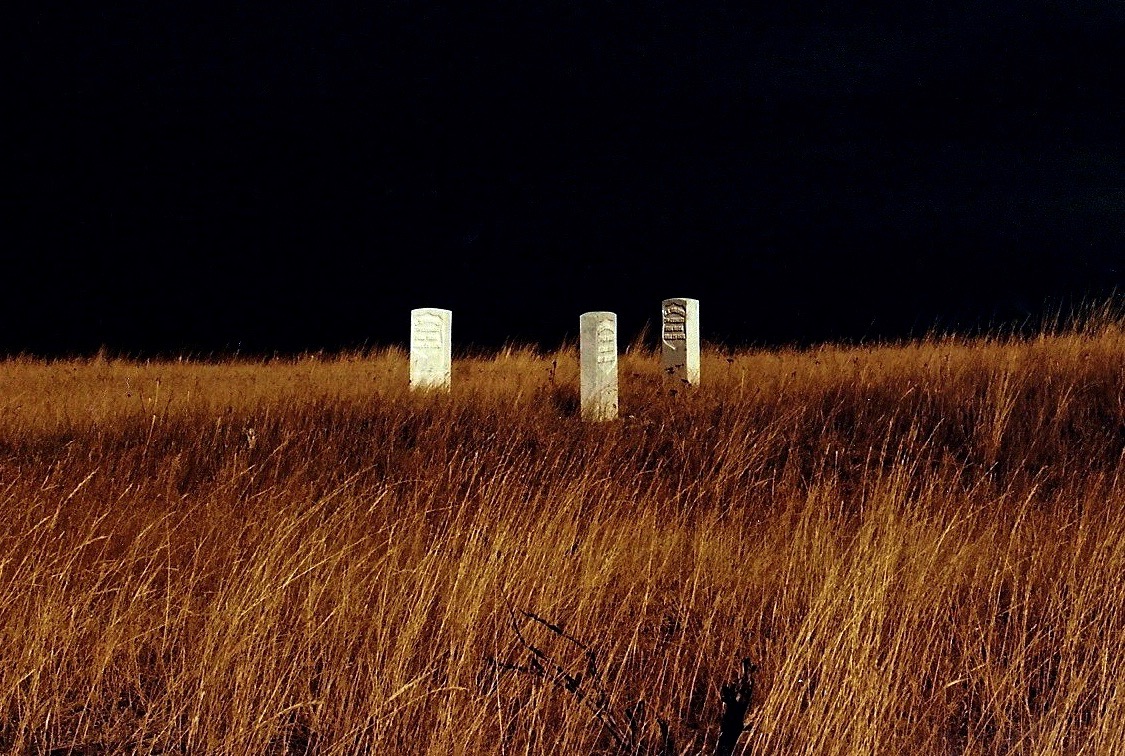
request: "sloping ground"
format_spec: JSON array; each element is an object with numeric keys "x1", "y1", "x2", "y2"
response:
[{"x1": 0, "y1": 324, "x2": 1122, "y2": 754}]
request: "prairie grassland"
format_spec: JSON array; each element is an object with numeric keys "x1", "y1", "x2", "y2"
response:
[{"x1": 1, "y1": 322, "x2": 1123, "y2": 755}]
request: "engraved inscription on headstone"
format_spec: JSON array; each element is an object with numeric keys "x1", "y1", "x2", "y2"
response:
[
  {"x1": 580, "y1": 311, "x2": 618, "y2": 421},
  {"x1": 409, "y1": 308, "x2": 452, "y2": 391},
  {"x1": 661, "y1": 297, "x2": 700, "y2": 386}
]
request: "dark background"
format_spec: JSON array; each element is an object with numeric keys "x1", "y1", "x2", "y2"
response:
[{"x1": 9, "y1": 1, "x2": 1124, "y2": 355}]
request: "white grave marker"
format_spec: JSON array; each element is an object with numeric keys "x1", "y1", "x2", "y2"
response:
[
  {"x1": 409, "y1": 308, "x2": 452, "y2": 391},
  {"x1": 580, "y1": 311, "x2": 618, "y2": 421},
  {"x1": 661, "y1": 297, "x2": 700, "y2": 386}
]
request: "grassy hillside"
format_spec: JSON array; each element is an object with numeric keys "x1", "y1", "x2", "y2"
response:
[{"x1": 1, "y1": 321, "x2": 1123, "y2": 754}]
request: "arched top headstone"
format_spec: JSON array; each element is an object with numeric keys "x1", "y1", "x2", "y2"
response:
[
  {"x1": 661, "y1": 297, "x2": 700, "y2": 386},
  {"x1": 409, "y1": 308, "x2": 452, "y2": 391}
]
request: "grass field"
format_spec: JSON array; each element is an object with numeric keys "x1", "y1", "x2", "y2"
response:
[{"x1": 1, "y1": 316, "x2": 1123, "y2": 754}]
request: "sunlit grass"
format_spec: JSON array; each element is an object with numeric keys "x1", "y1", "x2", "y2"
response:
[{"x1": 0, "y1": 316, "x2": 1122, "y2": 754}]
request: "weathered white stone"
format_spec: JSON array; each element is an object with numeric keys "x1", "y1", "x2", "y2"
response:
[
  {"x1": 409, "y1": 308, "x2": 452, "y2": 391},
  {"x1": 661, "y1": 297, "x2": 700, "y2": 386},
  {"x1": 579, "y1": 311, "x2": 618, "y2": 421}
]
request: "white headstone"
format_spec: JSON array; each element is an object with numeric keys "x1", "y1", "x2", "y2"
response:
[
  {"x1": 661, "y1": 297, "x2": 700, "y2": 386},
  {"x1": 409, "y1": 308, "x2": 452, "y2": 391},
  {"x1": 580, "y1": 311, "x2": 618, "y2": 421}
]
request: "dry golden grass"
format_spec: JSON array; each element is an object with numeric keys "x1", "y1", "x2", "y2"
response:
[{"x1": 1, "y1": 318, "x2": 1123, "y2": 754}]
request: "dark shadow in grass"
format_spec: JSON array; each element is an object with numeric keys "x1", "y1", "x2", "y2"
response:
[{"x1": 488, "y1": 604, "x2": 758, "y2": 756}]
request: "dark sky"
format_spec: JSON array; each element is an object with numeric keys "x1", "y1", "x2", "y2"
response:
[{"x1": 9, "y1": 1, "x2": 1124, "y2": 354}]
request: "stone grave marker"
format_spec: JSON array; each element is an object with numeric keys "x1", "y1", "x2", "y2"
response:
[
  {"x1": 661, "y1": 297, "x2": 700, "y2": 386},
  {"x1": 580, "y1": 311, "x2": 618, "y2": 421},
  {"x1": 409, "y1": 308, "x2": 452, "y2": 391}
]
